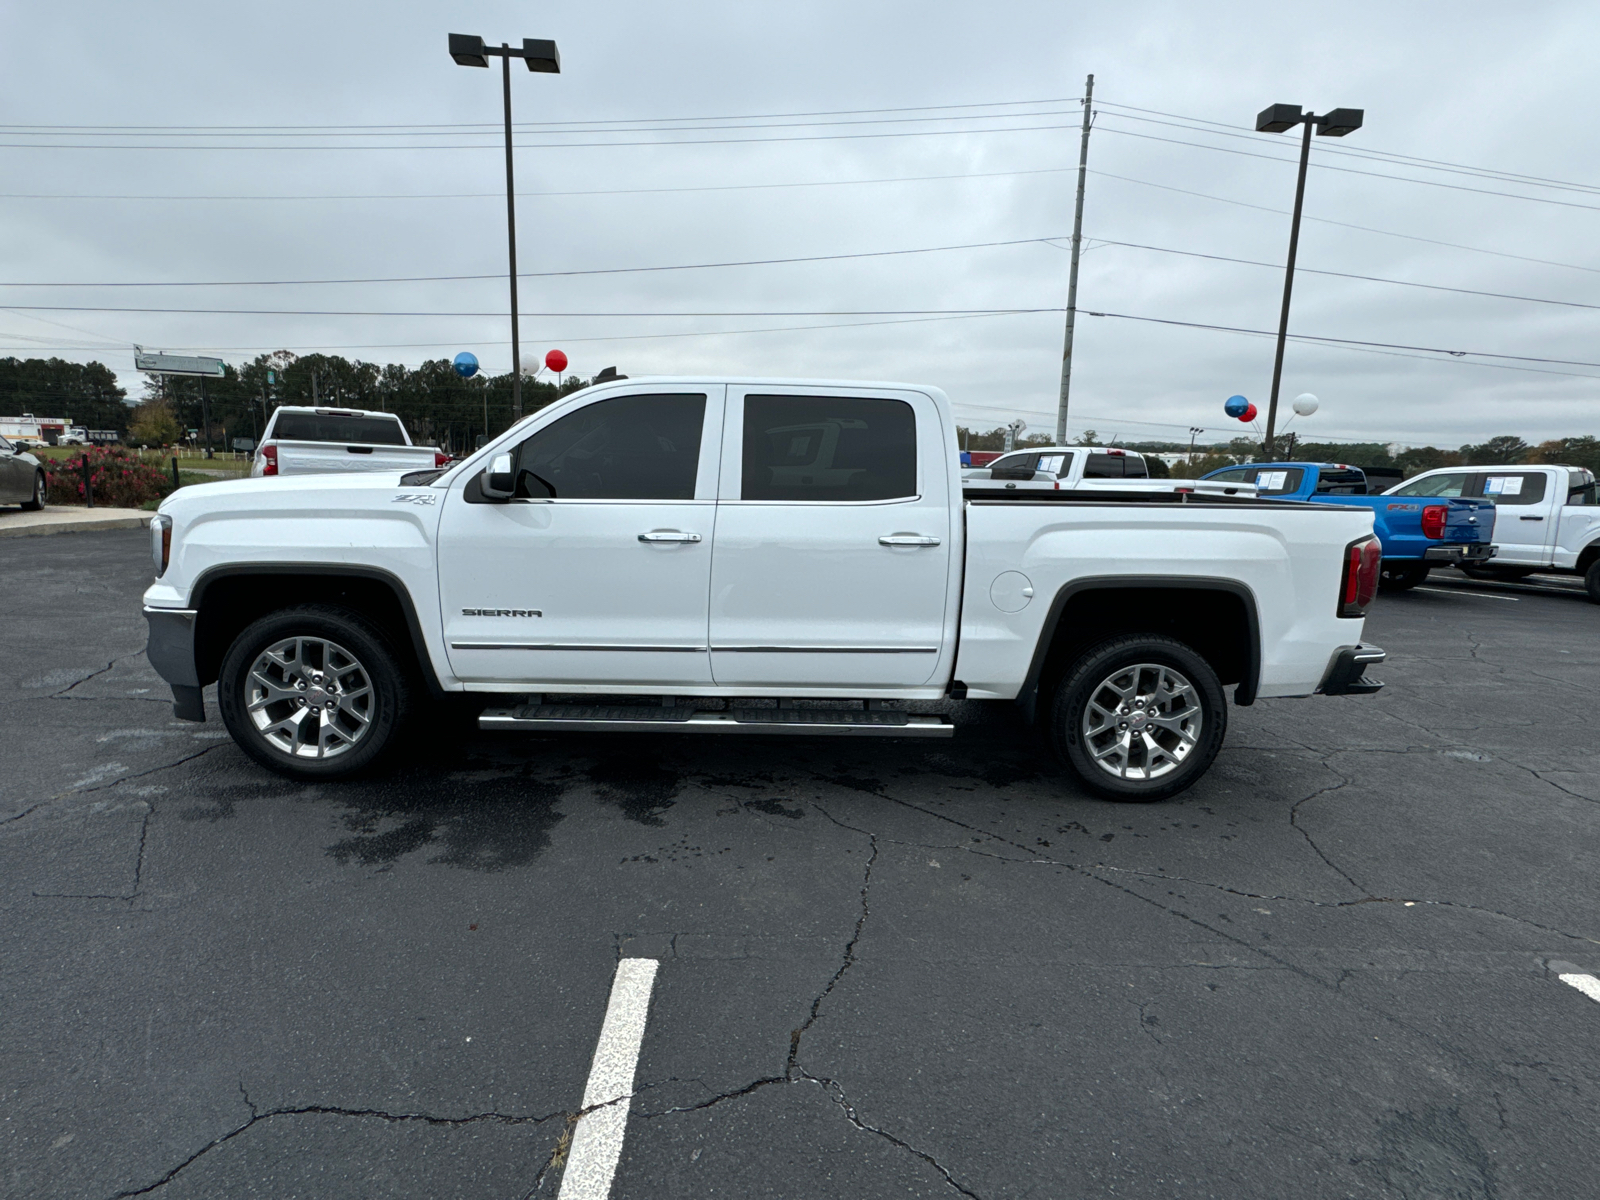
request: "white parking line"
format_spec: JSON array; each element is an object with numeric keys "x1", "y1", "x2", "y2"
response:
[
  {"x1": 1558, "y1": 971, "x2": 1600, "y2": 1004},
  {"x1": 558, "y1": 958, "x2": 660, "y2": 1200},
  {"x1": 1414, "y1": 587, "x2": 1520, "y2": 602}
]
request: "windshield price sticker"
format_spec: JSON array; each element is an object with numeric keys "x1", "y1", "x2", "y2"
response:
[
  {"x1": 1256, "y1": 470, "x2": 1289, "y2": 491},
  {"x1": 1485, "y1": 476, "x2": 1523, "y2": 496}
]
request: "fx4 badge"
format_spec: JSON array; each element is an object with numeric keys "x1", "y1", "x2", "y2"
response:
[
  {"x1": 392, "y1": 493, "x2": 438, "y2": 505},
  {"x1": 462, "y1": 608, "x2": 543, "y2": 618}
]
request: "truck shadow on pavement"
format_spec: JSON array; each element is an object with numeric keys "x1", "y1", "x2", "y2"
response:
[{"x1": 176, "y1": 701, "x2": 1067, "y2": 874}]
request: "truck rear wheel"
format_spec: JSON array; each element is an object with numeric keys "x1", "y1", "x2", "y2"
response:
[
  {"x1": 1586, "y1": 560, "x2": 1600, "y2": 605},
  {"x1": 1048, "y1": 635, "x2": 1226, "y2": 802},
  {"x1": 1378, "y1": 562, "x2": 1429, "y2": 591},
  {"x1": 217, "y1": 605, "x2": 410, "y2": 780}
]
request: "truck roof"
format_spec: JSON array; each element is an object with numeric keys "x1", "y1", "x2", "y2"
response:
[{"x1": 268, "y1": 406, "x2": 401, "y2": 420}]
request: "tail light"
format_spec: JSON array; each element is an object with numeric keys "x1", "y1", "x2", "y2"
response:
[
  {"x1": 261, "y1": 444, "x2": 278, "y2": 476},
  {"x1": 1421, "y1": 504, "x2": 1446, "y2": 539},
  {"x1": 434, "y1": 450, "x2": 452, "y2": 467},
  {"x1": 1339, "y1": 536, "x2": 1381, "y2": 617}
]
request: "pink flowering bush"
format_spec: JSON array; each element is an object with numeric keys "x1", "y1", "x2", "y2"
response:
[{"x1": 42, "y1": 447, "x2": 175, "y2": 508}]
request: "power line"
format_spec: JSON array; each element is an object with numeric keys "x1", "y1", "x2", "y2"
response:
[
  {"x1": 1081, "y1": 310, "x2": 1600, "y2": 378},
  {"x1": 1094, "y1": 100, "x2": 1600, "y2": 197},
  {"x1": 0, "y1": 107, "x2": 1085, "y2": 142},
  {"x1": 1088, "y1": 169, "x2": 1600, "y2": 276},
  {"x1": 0, "y1": 236, "x2": 1063, "y2": 289},
  {"x1": 0, "y1": 120, "x2": 1085, "y2": 153},
  {"x1": 0, "y1": 96, "x2": 1081, "y2": 134},
  {"x1": 0, "y1": 164, "x2": 1077, "y2": 203},
  {"x1": 0, "y1": 303, "x2": 1056, "y2": 318},
  {"x1": 1092, "y1": 123, "x2": 1600, "y2": 215},
  {"x1": 1073, "y1": 237, "x2": 1600, "y2": 312}
]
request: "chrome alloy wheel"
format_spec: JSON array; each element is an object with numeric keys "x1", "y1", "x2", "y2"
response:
[
  {"x1": 244, "y1": 636, "x2": 374, "y2": 759},
  {"x1": 1080, "y1": 662, "x2": 1203, "y2": 781}
]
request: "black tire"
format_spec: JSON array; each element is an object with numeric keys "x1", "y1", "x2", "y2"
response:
[
  {"x1": 1047, "y1": 634, "x2": 1227, "y2": 802},
  {"x1": 1586, "y1": 559, "x2": 1600, "y2": 605},
  {"x1": 1378, "y1": 562, "x2": 1429, "y2": 592},
  {"x1": 20, "y1": 470, "x2": 45, "y2": 511},
  {"x1": 1460, "y1": 564, "x2": 1533, "y2": 582},
  {"x1": 217, "y1": 604, "x2": 410, "y2": 780}
]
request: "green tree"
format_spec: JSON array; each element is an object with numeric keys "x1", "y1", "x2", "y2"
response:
[
  {"x1": 128, "y1": 399, "x2": 182, "y2": 446},
  {"x1": 1460, "y1": 435, "x2": 1529, "y2": 465}
]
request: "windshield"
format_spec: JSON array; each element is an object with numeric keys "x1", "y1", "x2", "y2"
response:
[{"x1": 271, "y1": 412, "x2": 408, "y2": 446}]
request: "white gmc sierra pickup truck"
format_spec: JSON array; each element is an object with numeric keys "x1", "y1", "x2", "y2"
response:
[{"x1": 144, "y1": 377, "x2": 1387, "y2": 800}]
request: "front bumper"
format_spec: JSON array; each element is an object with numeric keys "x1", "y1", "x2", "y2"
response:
[
  {"x1": 143, "y1": 606, "x2": 205, "y2": 722},
  {"x1": 1319, "y1": 644, "x2": 1386, "y2": 696},
  {"x1": 1423, "y1": 543, "x2": 1495, "y2": 563}
]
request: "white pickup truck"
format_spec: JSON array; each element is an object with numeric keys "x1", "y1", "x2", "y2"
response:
[
  {"x1": 144, "y1": 377, "x2": 1387, "y2": 801},
  {"x1": 1387, "y1": 464, "x2": 1600, "y2": 600},
  {"x1": 251, "y1": 406, "x2": 449, "y2": 477},
  {"x1": 964, "y1": 446, "x2": 1255, "y2": 497}
]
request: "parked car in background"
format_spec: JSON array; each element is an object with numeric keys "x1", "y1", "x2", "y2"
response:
[
  {"x1": 0, "y1": 433, "x2": 46, "y2": 509},
  {"x1": 965, "y1": 446, "x2": 1256, "y2": 497},
  {"x1": 251, "y1": 407, "x2": 449, "y2": 478},
  {"x1": 1387, "y1": 465, "x2": 1600, "y2": 601},
  {"x1": 145, "y1": 378, "x2": 1386, "y2": 801},
  {"x1": 1202, "y1": 461, "x2": 1497, "y2": 591}
]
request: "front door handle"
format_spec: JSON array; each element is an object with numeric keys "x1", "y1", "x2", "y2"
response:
[
  {"x1": 1519, "y1": 515, "x2": 1544, "y2": 521},
  {"x1": 638, "y1": 531, "x2": 702, "y2": 543},
  {"x1": 879, "y1": 534, "x2": 941, "y2": 547}
]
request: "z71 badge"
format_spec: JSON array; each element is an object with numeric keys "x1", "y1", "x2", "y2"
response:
[
  {"x1": 461, "y1": 608, "x2": 543, "y2": 618},
  {"x1": 392, "y1": 493, "x2": 438, "y2": 505}
]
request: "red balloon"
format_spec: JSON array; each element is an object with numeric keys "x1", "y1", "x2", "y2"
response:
[
  {"x1": 1240, "y1": 403, "x2": 1258, "y2": 422},
  {"x1": 544, "y1": 349, "x2": 568, "y2": 373}
]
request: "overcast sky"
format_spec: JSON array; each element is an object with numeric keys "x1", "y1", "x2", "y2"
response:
[{"x1": 2, "y1": 0, "x2": 1596, "y2": 446}]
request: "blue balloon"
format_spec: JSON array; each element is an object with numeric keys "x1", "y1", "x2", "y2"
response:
[
  {"x1": 1223, "y1": 394, "x2": 1249, "y2": 418},
  {"x1": 453, "y1": 351, "x2": 480, "y2": 379}
]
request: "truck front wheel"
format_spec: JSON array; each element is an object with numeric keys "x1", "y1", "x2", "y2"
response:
[
  {"x1": 1048, "y1": 635, "x2": 1227, "y2": 802},
  {"x1": 217, "y1": 605, "x2": 410, "y2": 780}
]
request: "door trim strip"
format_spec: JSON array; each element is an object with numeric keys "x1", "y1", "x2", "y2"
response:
[
  {"x1": 710, "y1": 646, "x2": 939, "y2": 654},
  {"x1": 451, "y1": 642, "x2": 707, "y2": 652}
]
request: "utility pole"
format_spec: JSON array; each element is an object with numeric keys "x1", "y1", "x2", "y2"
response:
[
  {"x1": 1054, "y1": 73, "x2": 1094, "y2": 446},
  {"x1": 501, "y1": 47, "x2": 525, "y2": 421}
]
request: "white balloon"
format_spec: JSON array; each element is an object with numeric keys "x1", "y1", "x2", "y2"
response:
[{"x1": 1292, "y1": 393, "x2": 1320, "y2": 417}]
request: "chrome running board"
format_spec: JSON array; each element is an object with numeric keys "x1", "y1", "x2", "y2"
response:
[{"x1": 479, "y1": 703, "x2": 953, "y2": 738}]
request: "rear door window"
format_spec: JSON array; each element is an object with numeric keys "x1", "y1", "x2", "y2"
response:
[
  {"x1": 1122, "y1": 455, "x2": 1149, "y2": 479},
  {"x1": 742, "y1": 395, "x2": 916, "y2": 501},
  {"x1": 1389, "y1": 472, "x2": 1469, "y2": 498},
  {"x1": 1470, "y1": 472, "x2": 1548, "y2": 506},
  {"x1": 1315, "y1": 468, "x2": 1367, "y2": 494},
  {"x1": 514, "y1": 393, "x2": 706, "y2": 500},
  {"x1": 1036, "y1": 453, "x2": 1071, "y2": 475},
  {"x1": 1252, "y1": 468, "x2": 1305, "y2": 494},
  {"x1": 1084, "y1": 453, "x2": 1129, "y2": 478}
]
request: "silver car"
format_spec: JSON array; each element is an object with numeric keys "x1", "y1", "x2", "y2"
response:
[{"x1": 0, "y1": 434, "x2": 47, "y2": 510}]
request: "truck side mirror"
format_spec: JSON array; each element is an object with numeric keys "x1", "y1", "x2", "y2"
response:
[{"x1": 481, "y1": 452, "x2": 515, "y2": 500}]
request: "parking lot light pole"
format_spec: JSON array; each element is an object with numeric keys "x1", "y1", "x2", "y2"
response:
[
  {"x1": 1254, "y1": 103, "x2": 1363, "y2": 457},
  {"x1": 449, "y1": 33, "x2": 561, "y2": 422},
  {"x1": 1187, "y1": 427, "x2": 1204, "y2": 467}
]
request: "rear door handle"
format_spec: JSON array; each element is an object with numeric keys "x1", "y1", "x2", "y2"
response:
[
  {"x1": 879, "y1": 535, "x2": 941, "y2": 547},
  {"x1": 638, "y1": 531, "x2": 702, "y2": 543},
  {"x1": 1519, "y1": 515, "x2": 1544, "y2": 521}
]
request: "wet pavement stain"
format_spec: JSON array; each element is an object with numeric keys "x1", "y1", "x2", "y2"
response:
[
  {"x1": 1359, "y1": 1106, "x2": 1497, "y2": 1200},
  {"x1": 324, "y1": 767, "x2": 567, "y2": 871},
  {"x1": 587, "y1": 756, "x2": 685, "y2": 826}
]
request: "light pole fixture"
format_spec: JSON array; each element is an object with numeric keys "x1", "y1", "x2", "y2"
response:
[
  {"x1": 1187, "y1": 426, "x2": 1204, "y2": 466},
  {"x1": 449, "y1": 33, "x2": 561, "y2": 422},
  {"x1": 1254, "y1": 102, "x2": 1362, "y2": 457}
]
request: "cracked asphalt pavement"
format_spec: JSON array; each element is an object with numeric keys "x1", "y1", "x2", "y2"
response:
[{"x1": 4, "y1": 531, "x2": 1599, "y2": 1199}]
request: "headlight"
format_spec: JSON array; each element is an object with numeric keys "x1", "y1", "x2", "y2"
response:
[{"x1": 151, "y1": 514, "x2": 173, "y2": 576}]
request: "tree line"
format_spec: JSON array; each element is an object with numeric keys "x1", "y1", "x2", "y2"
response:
[{"x1": 4, "y1": 357, "x2": 1593, "y2": 476}]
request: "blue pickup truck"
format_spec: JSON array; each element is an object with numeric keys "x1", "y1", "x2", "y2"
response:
[{"x1": 1201, "y1": 462, "x2": 1497, "y2": 590}]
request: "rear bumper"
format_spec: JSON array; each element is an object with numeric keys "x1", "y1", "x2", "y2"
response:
[
  {"x1": 143, "y1": 606, "x2": 206, "y2": 722},
  {"x1": 1422, "y1": 543, "x2": 1495, "y2": 563},
  {"x1": 1319, "y1": 644, "x2": 1386, "y2": 697}
]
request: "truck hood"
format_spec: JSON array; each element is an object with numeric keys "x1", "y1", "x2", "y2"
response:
[{"x1": 159, "y1": 469, "x2": 421, "y2": 516}]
